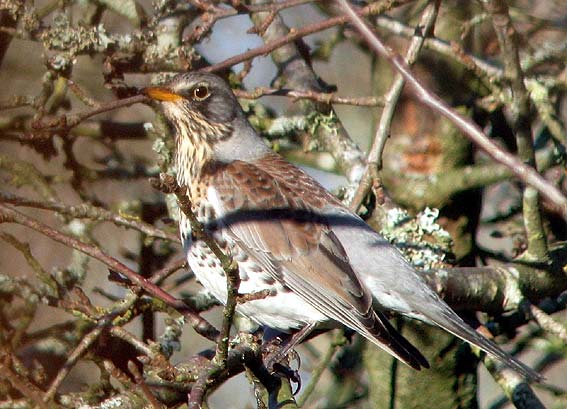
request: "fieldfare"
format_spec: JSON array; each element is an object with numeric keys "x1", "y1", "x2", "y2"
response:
[{"x1": 144, "y1": 72, "x2": 540, "y2": 381}]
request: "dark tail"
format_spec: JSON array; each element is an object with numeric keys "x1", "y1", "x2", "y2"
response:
[
  {"x1": 426, "y1": 308, "x2": 542, "y2": 382},
  {"x1": 361, "y1": 310, "x2": 430, "y2": 370}
]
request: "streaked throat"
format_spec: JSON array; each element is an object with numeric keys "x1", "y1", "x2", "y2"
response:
[{"x1": 168, "y1": 104, "x2": 231, "y2": 192}]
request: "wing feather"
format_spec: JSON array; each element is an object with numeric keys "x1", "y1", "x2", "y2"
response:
[{"x1": 204, "y1": 154, "x2": 428, "y2": 369}]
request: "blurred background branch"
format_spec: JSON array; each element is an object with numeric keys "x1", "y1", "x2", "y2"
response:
[{"x1": 0, "y1": 1, "x2": 566, "y2": 408}]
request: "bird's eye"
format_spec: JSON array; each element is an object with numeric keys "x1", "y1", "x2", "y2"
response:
[{"x1": 192, "y1": 85, "x2": 210, "y2": 100}]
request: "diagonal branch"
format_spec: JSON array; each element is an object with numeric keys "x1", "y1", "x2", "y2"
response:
[
  {"x1": 0, "y1": 191, "x2": 179, "y2": 243},
  {"x1": 349, "y1": 0, "x2": 440, "y2": 211},
  {"x1": 0, "y1": 203, "x2": 219, "y2": 341},
  {"x1": 481, "y1": 0, "x2": 549, "y2": 262},
  {"x1": 336, "y1": 0, "x2": 567, "y2": 221},
  {"x1": 202, "y1": 1, "x2": 408, "y2": 77}
]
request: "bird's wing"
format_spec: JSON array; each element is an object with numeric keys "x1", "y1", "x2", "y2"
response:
[{"x1": 204, "y1": 153, "x2": 428, "y2": 369}]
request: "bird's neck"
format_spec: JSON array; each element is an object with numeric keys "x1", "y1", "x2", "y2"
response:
[{"x1": 175, "y1": 135, "x2": 214, "y2": 197}]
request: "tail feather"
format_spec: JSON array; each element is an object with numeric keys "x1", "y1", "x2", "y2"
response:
[
  {"x1": 427, "y1": 309, "x2": 542, "y2": 382},
  {"x1": 361, "y1": 310, "x2": 430, "y2": 370}
]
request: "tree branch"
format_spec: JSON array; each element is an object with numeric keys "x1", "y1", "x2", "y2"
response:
[
  {"x1": 0, "y1": 203, "x2": 218, "y2": 341},
  {"x1": 336, "y1": 0, "x2": 567, "y2": 221},
  {"x1": 349, "y1": 0, "x2": 440, "y2": 210}
]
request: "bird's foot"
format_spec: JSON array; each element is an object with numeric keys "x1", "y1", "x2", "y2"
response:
[
  {"x1": 261, "y1": 338, "x2": 302, "y2": 394},
  {"x1": 270, "y1": 362, "x2": 302, "y2": 395},
  {"x1": 262, "y1": 343, "x2": 300, "y2": 373}
]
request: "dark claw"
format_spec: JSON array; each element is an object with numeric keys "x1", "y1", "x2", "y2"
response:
[
  {"x1": 262, "y1": 341, "x2": 303, "y2": 395},
  {"x1": 271, "y1": 363, "x2": 302, "y2": 395},
  {"x1": 288, "y1": 349, "x2": 301, "y2": 370}
]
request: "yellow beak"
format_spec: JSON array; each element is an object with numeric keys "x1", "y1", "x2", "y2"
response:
[{"x1": 143, "y1": 86, "x2": 182, "y2": 102}]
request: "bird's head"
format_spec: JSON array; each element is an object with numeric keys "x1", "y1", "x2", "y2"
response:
[
  {"x1": 143, "y1": 72, "x2": 270, "y2": 179},
  {"x1": 143, "y1": 72, "x2": 240, "y2": 144}
]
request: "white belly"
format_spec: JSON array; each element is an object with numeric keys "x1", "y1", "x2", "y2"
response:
[{"x1": 185, "y1": 239, "x2": 328, "y2": 331}]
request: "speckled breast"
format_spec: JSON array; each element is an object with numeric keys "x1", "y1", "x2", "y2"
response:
[{"x1": 180, "y1": 199, "x2": 328, "y2": 331}]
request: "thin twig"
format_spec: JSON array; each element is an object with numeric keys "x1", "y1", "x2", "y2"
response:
[
  {"x1": 111, "y1": 327, "x2": 156, "y2": 357},
  {"x1": 249, "y1": 0, "x2": 371, "y2": 183},
  {"x1": 481, "y1": 354, "x2": 545, "y2": 409},
  {"x1": 152, "y1": 174, "x2": 240, "y2": 369},
  {"x1": 297, "y1": 332, "x2": 346, "y2": 407},
  {"x1": 234, "y1": 87, "x2": 384, "y2": 107},
  {"x1": 0, "y1": 191, "x2": 179, "y2": 243},
  {"x1": 202, "y1": 2, "x2": 408, "y2": 75},
  {"x1": 349, "y1": 0, "x2": 440, "y2": 211},
  {"x1": 0, "y1": 355, "x2": 49, "y2": 409},
  {"x1": 128, "y1": 361, "x2": 165, "y2": 409},
  {"x1": 151, "y1": 256, "x2": 188, "y2": 285},
  {"x1": 529, "y1": 304, "x2": 567, "y2": 343},
  {"x1": 0, "y1": 231, "x2": 58, "y2": 294},
  {"x1": 0, "y1": 203, "x2": 219, "y2": 341},
  {"x1": 373, "y1": 14, "x2": 504, "y2": 80},
  {"x1": 481, "y1": 0, "x2": 549, "y2": 262},
  {"x1": 67, "y1": 79, "x2": 102, "y2": 108},
  {"x1": 43, "y1": 321, "x2": 107, "y2": 402},
  {"x1": 186, "y1": 0, "x2": 316, "y2": 42},
  {"x1": 336, "y1": 0, "x2": 567, "y2": 221},
  {"x1": 31, "y1": 94, "x2": 148, "y2": 132}
]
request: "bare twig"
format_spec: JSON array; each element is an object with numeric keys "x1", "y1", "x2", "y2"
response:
[
  {"x1": 481, "y1": 0, "x2": 549, "y2": 262},
  {"x1": 0, "y1": 203, "x2": 219, "y2": 341},
  {"x1": 234, "y1": 87, "x2": 384, "y2": 107},
  {"x1": 0, "y1": 231, "x2": 58, "y2": 294},
  {"x1": 151, "y1": 256, "x2": 188, "y2": 285},
  {"x1": 297, "y1": 332, "x2": 346, "y2": 407},
  {"x1": 43, "y1": 322, "x2": 107, "y2": 402},
  {"x1": 373, "y1": 14, "x2": 504, "y2": 80},
  {"x1": 247, "y1": 0, "x2": 375, "y2": 183},
  {"x1": 111, "y1": 327, "x2": 155, "y2": 357},
  {"x1": 32, "y1": 94, "x2": 148, "y2": 132},
  {"x1": 0, "y1": 355, "x2": 49, "y2": 409},
  {"x1": 186, "y1": 0, "x2": 316, "y2": 42},
  {"x1": 128, "y1": 361, "x2": 165, "y2": 409},
  {"x1": 349, "y1": 0, "x2": 440, "y2": 211},
  {"x1": 481, "y1": 354, "x2": 545, "y2": 409},
  {"x1": 67, "y1": 79, "x2": 102, "y2": 108},
  {"x1": 203, "y1": 2, "x2": 407, "y2": 75},
  {"x1": 529, "y1": 304, "x2": 567, "y2": 343},
  {"x1": 336, "y1": 0, "x2": 567, "y2": 221},
  {"x1": 0, "y1": 191, "x2": 179, "y2": 243}
]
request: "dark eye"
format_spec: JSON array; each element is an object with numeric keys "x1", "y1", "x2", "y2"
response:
[{"x1": 193, "y1": 85, "x2": 209, "y2": 100}]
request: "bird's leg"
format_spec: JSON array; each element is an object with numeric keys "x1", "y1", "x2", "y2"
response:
[{"x1": 263, "y1": 322, "x2": 317, "y2": 373}]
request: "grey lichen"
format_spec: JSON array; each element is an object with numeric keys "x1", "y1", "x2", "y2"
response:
[
  {"x1": 381, "y1": 207, "x2": 453, "y2": 270},
  {"x1": 307, "y1": 110, "x2": 339, "y2": 137},
  {"x1": 96, "y1": 0, "x2": 141, "y2": 26},
  {"x1": 40, "y1": 13, "x2": 144, "y2": 56},
  {"x1": 158, "y1": 316, "x2": 184, "y2": 358},
  {"x1": 265, "y1": 115, "x2": 308, "y2": 137},
  {"x1": 306, "y1": 110, "x2": 339, "y2": 151},
  {"x1": 42, "y1": 14, "x2": 114, "y2": 54}
]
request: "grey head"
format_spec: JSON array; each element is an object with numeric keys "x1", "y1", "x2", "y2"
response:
[{"x1": 144, "y1": 72, "x2": 269, "y2": 163}]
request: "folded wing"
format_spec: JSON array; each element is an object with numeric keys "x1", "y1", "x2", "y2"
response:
[{"x1": 204, "y1": 154, "x2": 429, "y2": 370}]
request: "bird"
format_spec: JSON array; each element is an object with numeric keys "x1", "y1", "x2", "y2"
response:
[{"x1": 143, "y1": 72, "x2": 541, "y2": 381}]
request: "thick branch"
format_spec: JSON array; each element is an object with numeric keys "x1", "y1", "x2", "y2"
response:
[
  {"x1": 481, "y1": 0, "x2": 549, "y2": 263},
  {"x1": 245, "y1": 0, "x2": 384, "y2": 182}
]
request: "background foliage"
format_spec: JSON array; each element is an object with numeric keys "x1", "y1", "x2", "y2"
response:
[{"x1": 0, "y1": 1, "x2": 566, "y2": 408}]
